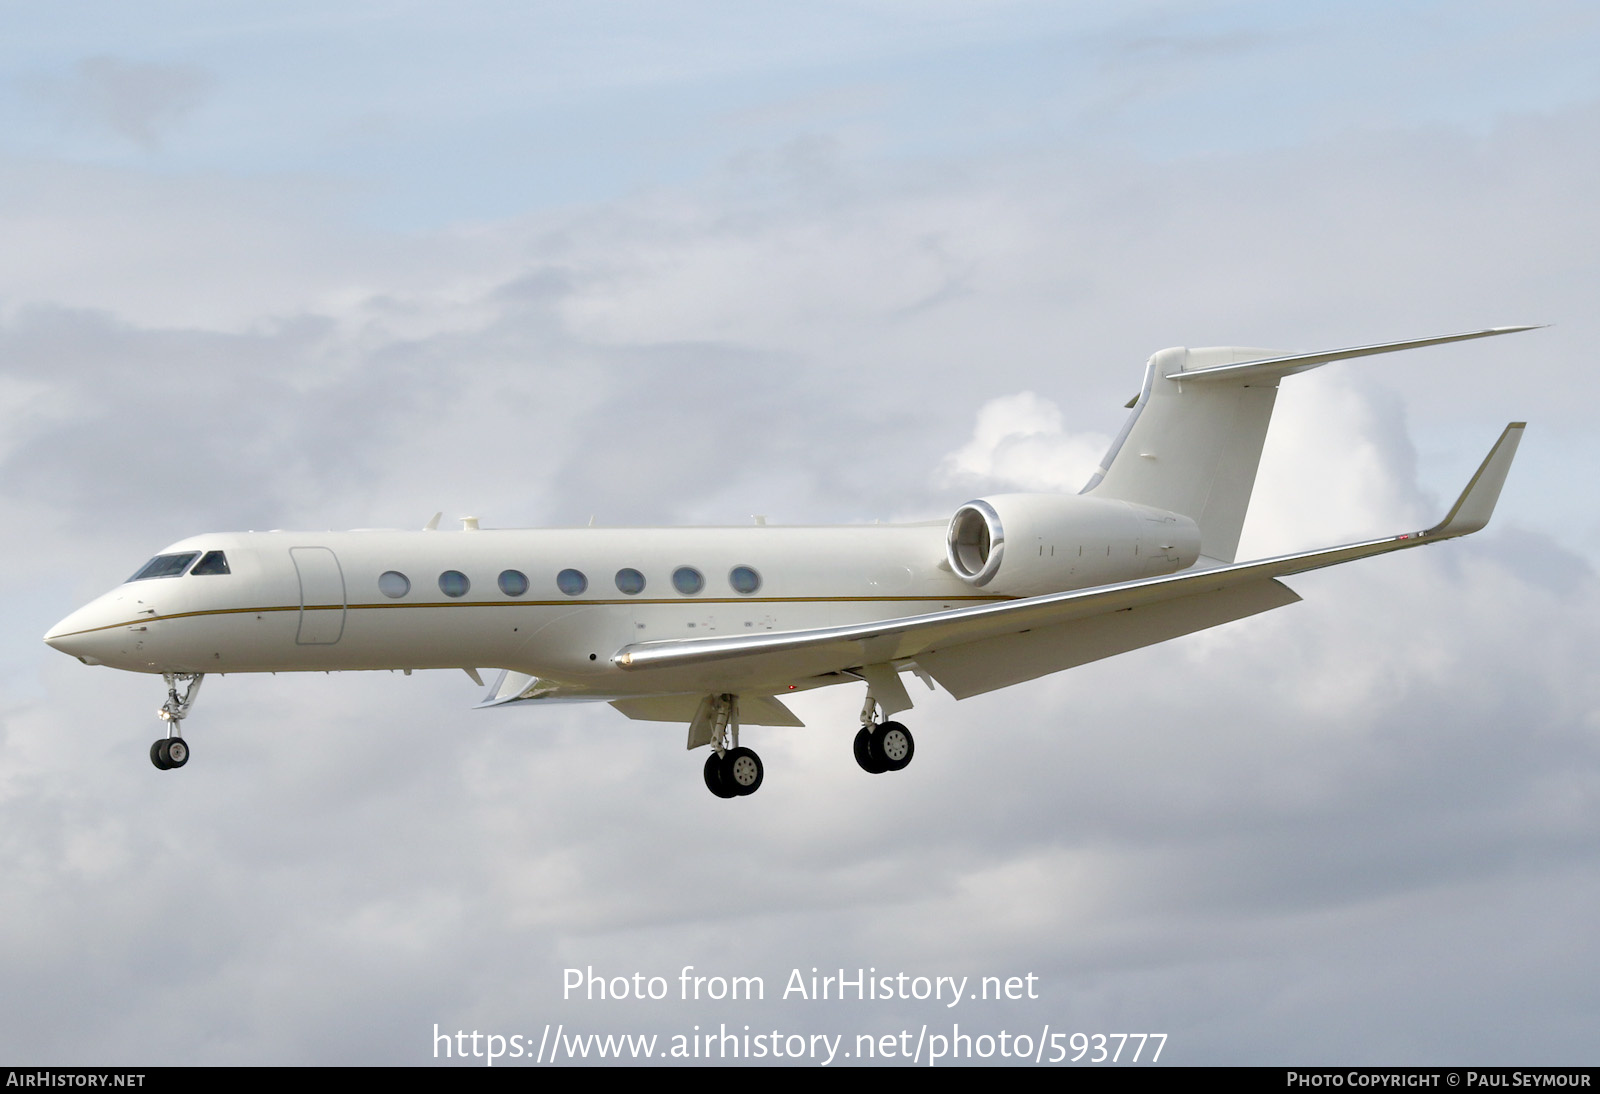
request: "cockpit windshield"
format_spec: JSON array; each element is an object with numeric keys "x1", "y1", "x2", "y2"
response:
[
  {"x1": 127, "y1": 553, "x2": 200, "y2": 582},
  {"x1": 190, "y1": 550, "x2": 230, "y2": 576}
]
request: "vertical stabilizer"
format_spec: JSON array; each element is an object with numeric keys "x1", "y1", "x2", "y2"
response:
[
  {"x1": 1083, "y1": 327, "x2": 1537, "y2": 563},
  {"x1": 1085, "y1": 346, "x2": 1282, "y2": 563}
]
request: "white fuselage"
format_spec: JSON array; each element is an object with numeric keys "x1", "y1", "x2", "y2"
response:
[{"x1": 45, "y1": 508, "x2": 1193, "y2": 698}]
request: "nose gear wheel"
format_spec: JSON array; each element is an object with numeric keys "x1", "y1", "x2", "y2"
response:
[{"x1": 149, "y1": 673, "x2": 203, "y2": 771}]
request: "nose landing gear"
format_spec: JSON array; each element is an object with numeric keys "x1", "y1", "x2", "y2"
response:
[{"x1": 150, "y1": 673, "x2": 203, "y2": 771}]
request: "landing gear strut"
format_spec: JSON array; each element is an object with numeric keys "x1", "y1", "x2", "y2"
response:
[
  {"x1": 150, "y1": 673, "x2": 203, "y2": 771},
  {"x1": 700, "y1": 694, "x2": 765, "y2": 798},
  {"x1": 854, "y1": 694, "x2": 914, "y2": 775}
]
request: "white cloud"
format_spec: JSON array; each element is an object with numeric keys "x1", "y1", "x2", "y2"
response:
[
  {"x1": 1240, "y1": 371, "x2": 1427, "y2": 557},
  {"x1": 939, "y1": 390, "x2": 1111, "y2": 494}
]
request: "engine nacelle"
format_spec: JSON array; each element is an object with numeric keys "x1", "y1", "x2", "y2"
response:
[{"x1": 945, "y1": 493, "x2": 1201, "y2": 597}]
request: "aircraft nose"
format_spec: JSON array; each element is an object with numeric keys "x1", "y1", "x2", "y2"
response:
[{"x1": 44, "y1": 602, "x2": 119, "y2": 665}]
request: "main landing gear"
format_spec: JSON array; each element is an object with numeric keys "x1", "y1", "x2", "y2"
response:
[
  {"x1": 854, "y1": 693, "x2": 915, "y2": 775},
  {"x1": 695, "y1": 687, "x2": 917, "y2": 798},
  {"x1": 704, "y1": 746, "x2": 764, "y2": 798},
  {"x1": 700, "y1": 695, "x2": 764, "y2": 798},
  {"x1": 853, "y1": 721, "x2": 914, "y2": 774},
  {"x1": 150, "y1": 673, "x2": 203, "y2": 771}
]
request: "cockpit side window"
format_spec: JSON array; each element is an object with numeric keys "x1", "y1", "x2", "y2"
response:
[
  {"x1": 128, "y1": 553, "x2": 200, "y2": 582},
  {"x1": 190, "y1": 551, "x2": 230, "y2": 576}
]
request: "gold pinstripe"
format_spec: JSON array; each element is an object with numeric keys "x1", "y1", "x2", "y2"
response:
[{"x1": 46, "y1": 593, "x2": 1014, "y2": 640}]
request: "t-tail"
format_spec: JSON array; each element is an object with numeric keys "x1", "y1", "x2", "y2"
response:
[{"x1": 1083, "y1": 326, "x2": 1540, "y2": 562}]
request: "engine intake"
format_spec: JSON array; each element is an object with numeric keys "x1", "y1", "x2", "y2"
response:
[
  {"x1": 945, "y1": 493, "x2": 1200, "y2": 597},
  {"x1": 947, "y1": 500, "x2": 1006, "y2": 586}
]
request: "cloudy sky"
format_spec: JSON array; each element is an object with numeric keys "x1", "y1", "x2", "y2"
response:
[{"x1": 5, "y1": 0, "x2": 1599, "y2": 1066}]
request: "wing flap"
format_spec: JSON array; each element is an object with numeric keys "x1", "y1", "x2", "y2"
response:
[
  {"x1": 918, "y1": 579, "x2": 1301, "y2": 698},
  {"x1": 611, "y1": 694, "x2": 804, "y2": 726}
]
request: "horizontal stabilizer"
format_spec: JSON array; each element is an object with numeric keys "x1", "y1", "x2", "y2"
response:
[{"x1": 1168, "y1": 326, "x2": 1540, "y2": 382}]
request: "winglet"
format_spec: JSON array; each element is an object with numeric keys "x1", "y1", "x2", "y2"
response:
[{"x1": 1426, "y1": 423, "x2": 1525, "y2": 538}]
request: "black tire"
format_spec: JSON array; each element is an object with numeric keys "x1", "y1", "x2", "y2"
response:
[
  {"x1": 854, "y1": 727, "x2": 887, "y2": 774},
  {"x1": 164, "y1": 738, "x2": 190, "y2": 768},
  {"x1": 869, "y1": 721, "x2": 914, "y2": 772},
  {"x1": 722, "y1": 747, "x2": 764, "y2": 796},
  {"x1": 704, "y1": 752, "x2": 737, "y2": 798},
  {"x1": 150, "y1": 740, "x2": 172, "y2": 771}
]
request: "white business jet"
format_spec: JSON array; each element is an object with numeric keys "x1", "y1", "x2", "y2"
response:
[{"x1": 45, "y1": 327, "x2": 1530, "y2": 797}]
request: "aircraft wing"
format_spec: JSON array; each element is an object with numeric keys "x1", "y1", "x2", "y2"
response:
[{"x1": 611, "y1": 423, "x2": 1524, "y2": 695}]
